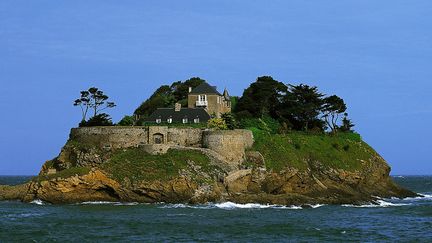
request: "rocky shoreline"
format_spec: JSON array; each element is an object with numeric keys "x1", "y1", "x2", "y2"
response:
[
  {"x1": 0, "y1": 163, "x2": 416, "y2": 205},
  {"x1": 0, "y1": 127, "x2": 417, "y2": 205}
]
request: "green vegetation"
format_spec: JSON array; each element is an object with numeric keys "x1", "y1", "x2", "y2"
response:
[
  {"x1": 101, "y1": 148, "x2": 219, "y2": 183},
  {"x1": 207, "y1": 118, "x2": 228, "y2": 130},
  {"x1": 234, "y1": 76, "x2": 354, "y2": 133},
  {"x1": 134, "y1": 77, "x2": 205, "y2": 117},
  {"x1": 33, "y1": 167, "x2": 91, "y2": 182},
  {"x1": 79, "y1": 113, "x2": 113, "y2": 127},
  {"x1": 250, "y1": 128, "x2": 373, "y2": 172},
  {"x1": 124, "y1": 75, "x2": 355, "y2": 134},
  {"x1": 117, "y1": 115, "x2": 135, "y2": 126},
  {"x1": 66, "y1": 139, "x2": 97, "y2": 152},
  {"x1": 221, "y1": 112, "x2": 237, "y2": 130}
]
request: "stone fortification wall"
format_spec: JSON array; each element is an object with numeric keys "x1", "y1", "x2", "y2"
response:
[
  {"x1": 70, "y1": 127, "x2": 254, "y2": 166},
  {"x1": 70, "y1": 127, "x2": 149, "y2": 149},
  {"x1": 69, "y1": 126, "x2": 204, "y2": 149},
  {"x1": 202, "y1": 130, "x2": 254, "y2": 165},
  {"x1": 167, "y1": 128, "x2": 203, "y2": 147}
]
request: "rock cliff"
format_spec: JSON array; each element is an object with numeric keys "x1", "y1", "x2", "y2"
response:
[{"x1": 0, "y1": 127, "x2": 416, "y2": 205}]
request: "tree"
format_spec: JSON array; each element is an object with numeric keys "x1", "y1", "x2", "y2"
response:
[
  {"x1": 322, "y1": 95, "x2": 347, "y2": 133},
  {"x1": 74, "y1": 87, "x2": 116, "y2": 122},
  {"x1": 221, "y1": 112, "x2": 237, "y2": 130},
  {"x1": 118, "y1": 115, "x2": 135, "y2": 126},
  {"x1": 134, "y1": 85, "x2": 175, "y2": 116},
  {"x1": 172, "y1": 77, "x2": 205, "y2": 102},
  {"x1": 340, "y1": 113, "x2": 355, "y2": 132},
  {"x1": 235, "y1": 76, "x2": 287, "y2": 118},
  {"x1": 73, "y1": 91, "x2": 91, "y2": 122},
  {"x1": 279, "y1": 84, "x2": 324, "y2": 131}
]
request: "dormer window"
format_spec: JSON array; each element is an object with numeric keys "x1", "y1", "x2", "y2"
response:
[
  {"x1": 167, "y1": 118, "x2": 172, "y2": 123},
  {"x1": 156, "y1": 118, "x2": 161, "y2": 124},
  {"x1": 194, "y1": 118, "x2": 200, "y2": 123},
  {"x1": 182, "y1": 118, "x2": 188, "y2": 124}
]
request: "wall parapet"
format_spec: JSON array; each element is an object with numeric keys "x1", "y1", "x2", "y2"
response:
[
  {"x1": 70, "y1": 127, "x2": 148, "y2": 149},
  {"x1": 69, "y1": 126, "x2": 254, "y2": 166}
]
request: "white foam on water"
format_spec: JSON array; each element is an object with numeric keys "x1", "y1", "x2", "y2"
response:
[
  {"x1": 158, "y1": 203, "x2": 191, "y2": 209},
  {"x1": 419, "y1": 193, "x2": 432, "y2": 199},
  {"x1": 403, "y1": 193, "x2": 432, "y2": 201},
  {"x1": 79, "y1": 201, "x2": 139, "y2": 206},
  {"x1": 342, "y1": 200, "x2": 410, "y2": 208},
  {"x1": 308, "y1": 204, "x2": 325, "y2": 209},
  {"x1": 159, "y1": 202, "x2": 305, "y2": 210},
  {"x1": 30, "y1": 199, "x2": 45, "y2": 205},
  {"x1": 2, "y1": 212, "x2": 46, "y2": 220}
]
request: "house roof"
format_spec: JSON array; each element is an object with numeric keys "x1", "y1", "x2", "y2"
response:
[
  {"x1": 190, "y1": 82, "x2": 222, "y2": 95},
  {"x1": 146, "y1": 107, "x2": 211, "y2": 122}
]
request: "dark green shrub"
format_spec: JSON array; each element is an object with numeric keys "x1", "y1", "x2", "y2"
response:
[
  {"x1": 79, "y1": 113, "x2": 113, "y2": 127},
  {"x1": 235, "y1": 110, "x2": 253, "y2": 120},
  {"x1": 118, "y1": 115, "x2": 135, "y2": 126},
  {"x1": 221, "y1": 112, "x2": 238, "y2": 130},
  {"x1": 343, "y1": 144, "x2": 350, "y2": 151},
  {"x1": 294, "y1": 143, "x2": 301, "y2": 149},
  {"x1": 332, "y1": 143, "x2": 340, "y2": 150}
]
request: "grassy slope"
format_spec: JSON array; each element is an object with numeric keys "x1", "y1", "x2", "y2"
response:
[
  {"x1": 250, "y1": 128, "x2": 378, "y2": 172},
  {"x1": 101, "y1": 148, "x2": 217, "y2": 183},
  {"x1": 33, "y1": 167, "x2": 91, "y2": 182}
]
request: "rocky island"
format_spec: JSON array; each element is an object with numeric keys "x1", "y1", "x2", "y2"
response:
[{"x1": 0, "y1": 77, "x2": 416, "y2": 205}]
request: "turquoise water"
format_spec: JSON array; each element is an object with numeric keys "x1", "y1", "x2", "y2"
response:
[{"x1": 0, "y1": 176, "x2": 431, "y2": 242}]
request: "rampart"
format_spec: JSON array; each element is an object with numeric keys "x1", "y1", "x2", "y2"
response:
[
  {"x1": 69, "y1": 126, "x2": 254, "y2": 165},
  {"x1": 70, "y1": 127, "x2": 148, "y2": 149},
  {"x1": 202, "y1": 130, "x2": 254, "y2": 164}
]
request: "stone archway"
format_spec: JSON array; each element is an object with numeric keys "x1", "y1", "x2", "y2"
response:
[{"x1": 153, "y1": 133, "x2": 164, "y2": 144}]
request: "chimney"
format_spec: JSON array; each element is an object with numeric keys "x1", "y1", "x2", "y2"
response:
[
  {"x1": 188, "y1": 87, "x2": 192, "y2": 93},
  {"x1": 175, "y1": 103, "x2": 181, "y2": 112}
]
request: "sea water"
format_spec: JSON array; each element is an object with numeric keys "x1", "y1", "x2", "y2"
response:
[{"x1": 0, "y1": 176, "x2": 431, "y2": 242}]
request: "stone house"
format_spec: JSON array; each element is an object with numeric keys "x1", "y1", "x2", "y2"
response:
[
  {"x1": 187, "y1": 82, "x2": 231, "y2": 118},
  {"x1": 147, "y1": 82, "x2": 231, "y2": 124}
]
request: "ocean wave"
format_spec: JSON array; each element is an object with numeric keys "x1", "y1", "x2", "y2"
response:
[
  {"x1": 79, "y1": 201, "x2": 139, "y2": 206},
  {"x1": 402, "y1": 193, "x2": 432, "y2": 201},
  {"x1": 158, "y1": 202, "x2": 324, "y2": 210},
  {"x1": 2, "y1": 212, "x2": 46, "y2": 220},
  {"x1": 214, "y1": 202, "x2": 302, "y2": 209},
  {"x1": 342, "y1": 200, "x2": 410, "y2": 208},
  {"x1": 308, "y1": 204, "x2": 325, "y2": 209},
  {"x1": 30, "y1": 199, "x2": 46, "y2": 205}
]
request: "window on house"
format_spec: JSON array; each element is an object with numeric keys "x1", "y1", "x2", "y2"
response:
[
  {"x1": 156, "y1": 119, "x2": 161, "y2": 124},
  {"x1": 194, "y1": 118, "x2": 200, "y2": 123},
  {"x1": 167, "y1": 118, "x2": 172, "y2": 123},
  {"x1": 198, "y1": 95, "x2": 207, "y2": 101},
  {"x1": 182, "y1": 118, "x2": 188, "y2": 124}
]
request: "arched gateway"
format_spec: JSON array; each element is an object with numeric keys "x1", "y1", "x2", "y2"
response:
[{"x1": 153, "y1": 133, "x2": 164, "y2": 144}]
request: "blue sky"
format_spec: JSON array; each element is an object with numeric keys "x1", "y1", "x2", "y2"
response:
[{"x1": 0, "y1": 0, "x2": 431, "y2": 175}]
